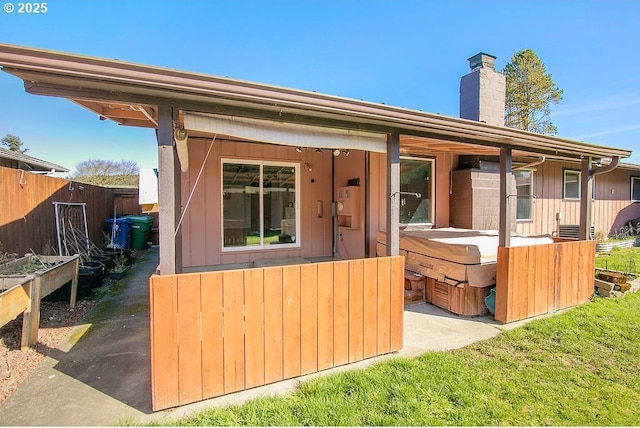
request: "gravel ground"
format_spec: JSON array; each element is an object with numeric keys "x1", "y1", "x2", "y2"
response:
[{"x1": 0, "y1": 299, "x2": 97, "y2": 406}]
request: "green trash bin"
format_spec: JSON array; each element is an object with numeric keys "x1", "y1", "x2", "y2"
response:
[{"x1": 125, "y1": 215, "x2": 154, "y2": 250}]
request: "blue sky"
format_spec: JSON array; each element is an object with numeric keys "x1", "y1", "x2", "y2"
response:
[{"x1": 1, "y1": 0, "x2": 639, "y2": 173}]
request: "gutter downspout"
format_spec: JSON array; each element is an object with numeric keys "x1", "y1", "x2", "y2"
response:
[
  {"x1": 590, "y1": 156, "x2": 620, "y2": 177},
  {"x1": 513, "y1": 156, "x2": 545, "y2": 171}
]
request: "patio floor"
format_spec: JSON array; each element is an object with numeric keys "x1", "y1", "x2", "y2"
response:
[{"x1": 0, "y1": 246, "x2": 543, "y2": 426}]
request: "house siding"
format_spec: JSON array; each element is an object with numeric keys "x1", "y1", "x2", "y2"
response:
[
  {"x1": 180, "y1": 139, "x2": 333, "y2": 268},
  {"x1": 514, "y1": 161, "x2": 640, "y2": 237}
]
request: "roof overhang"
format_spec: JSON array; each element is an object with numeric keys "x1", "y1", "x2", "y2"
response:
[
  {"x1": 0, "y1": 43, "x2": 633, "y2": 162},
  {"x1": 0, "y1": 147, "x2": 68, "y2": 172}
]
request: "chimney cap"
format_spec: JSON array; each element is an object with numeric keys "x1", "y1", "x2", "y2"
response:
[{"x1": 467, "y1": 52, "x2": 497, "y2": 70}]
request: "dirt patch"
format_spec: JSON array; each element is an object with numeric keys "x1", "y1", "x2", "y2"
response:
[{"x1": 0, "y1": 299, "x2": 97, "y2": 406}]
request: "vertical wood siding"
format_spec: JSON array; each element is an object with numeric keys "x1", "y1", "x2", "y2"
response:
[
  {"x1": 149, "y1": 256, "x2": 404, "y2": 411},
  {"x1": 180, "y1": 139, "x2": 334, "y2": 268},
  {"x1": 515, "y1": 162, "x2": 640, "y2": 237},
  {"x1": 495, "y1": 240, "x2": 595, "y2": 323}
]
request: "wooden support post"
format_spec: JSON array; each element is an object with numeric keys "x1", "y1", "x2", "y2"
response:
[
  {"x1": 499, "y1": 147, "x2": 512, "y2": 247},
  {"x1": 21, "y1": 277, "x2": 40, "y2": 350},
  {"x1": 579, "y1": 157, "x2": 593, "y2": 240},
  {"x1": 69, "y1": 256, "x2": 78, "y2": 308},
  {"x1": 386, "y1": 133, "x2": 400, "y2": 256},
  {"x1": 157, "y1": 105, "x2": 182, "y2": 275}
]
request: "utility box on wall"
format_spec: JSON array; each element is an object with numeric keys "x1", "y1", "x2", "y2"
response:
[{"x1": 337, "y1": 186, "x2": 360, "y2": 229}]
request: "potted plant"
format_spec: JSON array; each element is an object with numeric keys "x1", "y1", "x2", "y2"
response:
[{"x1": 108, "y1": 255, "x2": 129, "y2": 280}]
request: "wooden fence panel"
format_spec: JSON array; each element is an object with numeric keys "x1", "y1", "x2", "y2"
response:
[
  {"x1": 577, "y1": 241, "x2": 596, "y2": 303},
  {"x1": 150, "y1": 275, "x2": 179, "y2": 410},
  {"x1": 348, "y1": 259, "x2": 364, "y2": 363},
  {"x1": 362, "y1": 258, "x2": 378, "y2": 359},
  {"x1": 222, "y1": 271, "x2": 245, "y2": 394},
  {"x1": 244, "y1": 269, "x2": 265, "y2": 389},
  {"x1": 333, "y1": 261, "x2": 349, "y2": 367},
  {"x1": 283, "y1": 265, "x2": 301, "y2": 379},
  {"x1": 316, "y1": 263, "x2": 334, "y2": 371},
  {"x1": 201, "y1": 272, "x2": 224, "y2": 398},
  {"x1": 300, "y1": 264, "x2": 318, "y2": 375},
  {"x1": 390, "y1": 255, "x2": 404, "y2": 351},
  {"x1": 496, "y1": 240, "x2": 595, "y2": 323},
  {"x1": 264, "y1": 267, "x2": 284, "y2": 384},
  {"x1": 150, "y1": 256, "x2": 404, "y2": 411},
  {"x1": 177, "y1": 274, "x2": 203, "y2": 405},
  {"x1": 376, "y1": 257, "x2": 391, "y2": 355}
]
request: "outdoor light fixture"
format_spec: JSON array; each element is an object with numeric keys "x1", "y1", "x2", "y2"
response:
[
  {"x1": 315, "y1": 148, "x2": 322, "y2": 153},
  {"x1": 295, "y1": 146, "x2": 303, "y2": 153},
  {"x1": 343, "y1": 149, "x2": 350, "y2": 157},
  {"x1": 333, "y1": 149, "x2": 341, "y2": 157},
  {"x1": 304, "y1": 162, "x2": 312, "y2": 171}
]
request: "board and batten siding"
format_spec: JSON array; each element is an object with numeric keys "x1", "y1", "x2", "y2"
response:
[
  {"x1": 180, "y1": 139, "x2": 333, "y2": 268},
  {"x1": 514, "y1": 161, "x2": 640, "y2": 237}
]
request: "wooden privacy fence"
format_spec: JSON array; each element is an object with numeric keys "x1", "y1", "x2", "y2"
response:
[
  {"x1": 0, "y1": 166, "x2": 141, "y2": 255},
  {"x1": 149, "y1": 256, "x2": 404, "y2": 411},
  {"x1": 495, "y1": 239, "x2": 596, "y2": 323}
]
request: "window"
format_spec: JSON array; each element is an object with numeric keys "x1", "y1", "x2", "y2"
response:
[
  {"x1": 514, "y1": 170, "x2": 533, "y2": 221},
  {"x1": 221, "y1": 159, "x2": 299, "y2": 250},
  {"x1": 399, "y1": 157, "x2": 434, "y2": 225},
  {"x1": 632, "y1": 177, "x2": 640, "y2": 202},
  {"x1": 563, "y1": 170, "x2": 581, "y2": 200}
]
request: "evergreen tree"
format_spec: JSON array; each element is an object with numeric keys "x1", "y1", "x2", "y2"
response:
[
  {"x1": 503, "y1": 49, "x2": 563, "y2": 135},
  {"x1": 1, "y1": 134, "x2": 28, "y2": 153}
]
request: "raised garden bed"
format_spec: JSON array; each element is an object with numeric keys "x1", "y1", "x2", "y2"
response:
[
  {"x1": 595, "y1": 237, "x2": 640, "y2": 253},
  {"x1": 0, "y1": 254, "x2": 79, "y2": 349}
]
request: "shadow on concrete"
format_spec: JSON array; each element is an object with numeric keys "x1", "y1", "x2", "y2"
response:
[
  {"x1": 0, "y1": 247, "x2": 158, "y2": 425},
  {"x1": 48, "y1": 247, "x2": 157, "y2": 414}
]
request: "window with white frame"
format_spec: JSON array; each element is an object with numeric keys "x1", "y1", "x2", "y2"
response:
[
  {"x1": 399, "y1": 157, "x2": 434, "y2": 225},
  {"x1": 514, "y1": 170, "x2": 533, "y2": 221},
  {"x1": 632, "y1": 177, "x2": 640, "y2": 202},
  {"x1": 221, "y1": 159, "x2": 299, "y2": 250},
  {"x1": 563, "y1": 170, "x2": 581, "y2": 200}
]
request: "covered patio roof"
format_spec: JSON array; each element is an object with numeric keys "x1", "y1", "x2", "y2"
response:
[{"x1": 0, "y1": 43, "x2": 632, "y2": 162}]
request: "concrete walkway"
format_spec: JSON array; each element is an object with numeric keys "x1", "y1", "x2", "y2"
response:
[{"x1": 0, "y1": 247, "x2": 533, "y2": 426}]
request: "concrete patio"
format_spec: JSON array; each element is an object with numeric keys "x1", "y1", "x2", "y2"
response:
[{"x1": 0, "y1": 246, "x2": 545, "y2": 426}]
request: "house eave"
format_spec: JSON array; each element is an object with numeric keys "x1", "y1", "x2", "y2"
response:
[
  {"x1": 0, "y1": 147, "x2": 68, "y2": 172},
  {"x1": 0, "y1": 42, "x2": 633, "y2": 161}
]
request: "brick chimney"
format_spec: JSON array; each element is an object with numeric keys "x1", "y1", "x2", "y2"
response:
[{"x1": 459, "y1": 52, "x2": 505, "y2": 126}]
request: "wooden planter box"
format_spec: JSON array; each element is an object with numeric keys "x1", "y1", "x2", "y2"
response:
[
  {"x1": 0, "y1": 254, "x2": 80, "y2": 349},
  {"x1": 425, "y1": 277, "x2": 491, "y2": 316}
]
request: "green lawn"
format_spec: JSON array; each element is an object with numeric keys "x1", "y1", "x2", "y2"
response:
[
  {"x1": 596, "y1": 247, "x2": 640, "y2": 275},
  {"x1": 163, "y1": 289, "x2": 640, "y2": 426}
]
